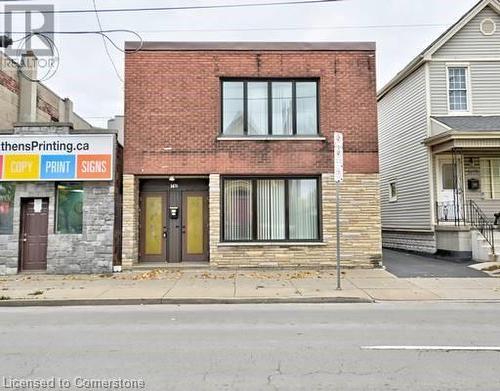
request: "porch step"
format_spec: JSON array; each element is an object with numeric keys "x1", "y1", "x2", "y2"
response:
[{"x1": 471, "y1": 230, "x2": 494, "y2": 263}]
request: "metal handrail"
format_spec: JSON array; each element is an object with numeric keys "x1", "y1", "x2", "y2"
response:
[{"x1": 468, "y1": 200, "x2": 495, "y2": 255}]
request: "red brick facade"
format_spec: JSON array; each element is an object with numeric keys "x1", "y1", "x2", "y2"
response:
[{"x1": 124, "y1": 44, "x2": 378, "y2": 175}]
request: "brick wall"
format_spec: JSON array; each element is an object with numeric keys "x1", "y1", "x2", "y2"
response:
[{"x1": 124, "y1": 49, "x2": 378, "y2": 175}]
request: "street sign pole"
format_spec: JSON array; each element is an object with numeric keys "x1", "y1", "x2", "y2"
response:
[{"x1": 333, "y1": 132, "x2": 344, "y2": 291}]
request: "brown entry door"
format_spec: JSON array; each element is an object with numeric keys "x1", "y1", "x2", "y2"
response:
[
  {"x1": 182, "y1": 192, "x2": 208, "y2": 262},
  {"x1": 140, "y1": 192, "x2": 167, "y2": 262},
  {"x1": 20, "y1": 198, "x2": 49, "y2": 272}
]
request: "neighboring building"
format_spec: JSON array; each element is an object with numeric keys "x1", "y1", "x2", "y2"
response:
[
  {"x1": 0, "y1": 52, "x2": 91, "y2": 130},
  {"x1": 123, "y1": 41, "x2": 381, "y2": 268},
  {"x1": 0, "y1": 52, "x2": 123, "y2": 275},
  {"x1": 108, "y1": 115, "x2": 124, "y2": 146},
  {"x1": 378, "y1": 0, "x2": 500, "y2": 261}
]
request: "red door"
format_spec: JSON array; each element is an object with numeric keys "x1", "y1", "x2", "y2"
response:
[{"x1": 19, "y1": 198, "x2": 49, "y2": 272}]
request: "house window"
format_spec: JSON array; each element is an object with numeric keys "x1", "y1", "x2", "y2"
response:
[
  {"x1": 441, "y1": 163, "x2": 455, "y2": 190},
  {"x1": 0, "y1": 183, "x2": 15, "y2": 235},
  {"x1": 480, "y1": 159, "x2": 500, "y2": 199},
  {"x1": 221, "y1": 80, "x2": 318, "y2": 136},
  {"x1": 56, "y1": 183, "x2": 83, "y2": 234},
  {"x1": 389, "y1": 182, "x2": 397, "y2": 202},
  {"x1": 448, "y1": 67, "x2": 469, "y2": 112},
  {"x1": 223, "y1": 177, "x2": 320, "y2": 242}
]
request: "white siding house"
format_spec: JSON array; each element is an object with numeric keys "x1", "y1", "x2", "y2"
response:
[{"x1": 378, "y1": 0, "x2": 500, "y2": 261}]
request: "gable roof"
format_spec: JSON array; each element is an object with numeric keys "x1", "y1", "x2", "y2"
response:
[{"x1": 378, "y1": 0, "x2": 500, "y2": 100}]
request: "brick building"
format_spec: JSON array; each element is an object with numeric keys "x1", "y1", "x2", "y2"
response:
[{"x1": 123, "y1": 42, "x2": 381, "y2": 268}]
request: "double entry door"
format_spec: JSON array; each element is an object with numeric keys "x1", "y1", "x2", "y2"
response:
[{"x1": 141, "y1": 190, "x2": 208, "y2": 263}]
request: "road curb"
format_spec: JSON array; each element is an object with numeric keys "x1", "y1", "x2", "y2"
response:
[{"x1": 0, "y1": 296, "x2": 374, "y2": 307}]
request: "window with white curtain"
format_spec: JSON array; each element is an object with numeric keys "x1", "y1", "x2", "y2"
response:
[
  {"x1": 221, "y1": 79, "x2": 318, "y2": 136},
  {"x1": 223, "y1": 180, "x2": 253, "y2": 240},
  {"x1": 257, "y1": 179, "x2": 286, "y2": 240},
  {"x1": 223, "y1": 178, "x2": 320, "y2": 242},
  {"x1": 289, "y1": 179, "x2": 318, "y2": 240}
]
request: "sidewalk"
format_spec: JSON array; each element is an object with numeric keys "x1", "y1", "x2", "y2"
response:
[{"x1": 0, "y1": 267, "x2": 499, "y2": 306}]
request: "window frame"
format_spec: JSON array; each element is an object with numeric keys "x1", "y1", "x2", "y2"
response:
[
  {"x1": 220, "y1": 78, "x2": 320, "y2": 137},
  {"x1": 0, "y1": 183, "x2": 15, "y2": 235},
  {"x1": 446, "y1": 64, "x2": 471, "y2": 114},
  {"x1": 221, "y1": 175, "x2": 322, "y2": 243},
  {"x1": 480, "y1": 158, "x2": 500, "y2": 199},
  {"x1": 55, "y1": 182, "x2": 84, "y2": 235},
  {"x1": 388, "y1": 181, "x2": 398, "y2": 203}
]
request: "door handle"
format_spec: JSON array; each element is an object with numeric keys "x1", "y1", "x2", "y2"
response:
[
  {"x1": 163, "y1": 227, "x2": 167, "y2": 238},
  {"x1": 181, "y1": 225, "x2": 186, "y2": 234}
]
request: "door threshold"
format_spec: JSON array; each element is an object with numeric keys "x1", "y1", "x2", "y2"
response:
[{"x1": 133, "y1": 262, "x2": 210, "y2": 270}]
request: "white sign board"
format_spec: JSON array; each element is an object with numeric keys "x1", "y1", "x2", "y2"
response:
[
  {"x1": 334, "y1": 132, "x2": 344, "y2": 183},
  {"x1": 0, "y1": 134, "x2": 115, "y2": 182},
  {"x1": 34, "y1": 198, "x2": 42, "y2": 213}
]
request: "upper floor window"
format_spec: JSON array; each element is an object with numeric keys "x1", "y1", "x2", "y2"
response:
[
  {"x1": 448, "y1": 67, "x2": 469, "y2": 112},
  {"x1": 222, "y1": 79, "x2": 318, "y2": 136}
]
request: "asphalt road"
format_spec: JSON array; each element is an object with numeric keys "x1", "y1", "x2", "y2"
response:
[
  {"x1": 1, "y1": 304, "x2": 500, "y2": 391},
  {"x1": 383, "y1": 249, "x2": 488, "y2": 278}
]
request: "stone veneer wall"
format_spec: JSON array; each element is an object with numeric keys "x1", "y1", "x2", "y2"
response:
[
  {"x1": 121, "y1": 174, "x2": 139, "y2": 268},
  {"x1": 0, "y1": 124, "x2": 117, "y2": 275},
  {"x1": 0, "y1": 182, "x2": 115, "y2": 275},
  {"x1": 209, "y1": 173, "x2": 382, "y2": 268}
]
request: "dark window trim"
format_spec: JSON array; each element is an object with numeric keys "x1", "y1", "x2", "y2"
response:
[
  {"x1": 0, "y1": 182, "x2": 15, "y2": 235},
  {"x1": 220, "y1": 175, "x2": 322, "y2": 243},
  {"x1": 221, "y1": 78, "x2": 320, "y2": 137}
]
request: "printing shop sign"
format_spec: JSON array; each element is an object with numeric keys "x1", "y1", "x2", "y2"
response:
[{"x1": 0, "y1": 135, "x2": 115, "y2": 182}]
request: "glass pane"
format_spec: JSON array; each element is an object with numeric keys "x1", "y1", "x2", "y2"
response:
[
  {"x1": 272, "y1": 82, "x2": 293, "y2": 135},
  {"x1": 289, "y1": 179, "x2": 318, "y2": 240},
  {"x1": 480, "y1": 160, "x2": 492, "y2": 199},
  {"x1": 223, "y1": 82, "x2": 244, "y2": 134},
  {"x1": 0, "y1": 183, "x2": 15, "y2": 235},
  {"x1": 491, "y1": 160, "x2": 500, "y2": 199},
  {"x1": 224, "y1": 180, "x2": 252, "y2": 241},
  {"x1": 56, "y1": 184, "x2": 83, "y2": 234},
  {"x1": 248, "y1": 82, "x2": 268, "y2": 135},
  {"x1": 144, "y1": 196, "x2": 163, "y2": 255},
  {"x1": 448, "y1": 67, "x2": 468, "y2": 111},
  {"x1": 296, "y1": 82, "x2": 317, "y2": 135},
  {"x1": 442, "y1": 164, "x2": 455, "y2": 190},
  {"x1": 257, "y1": 179, "x2": 285, "y2": 240},
  {"x1": 186, "y1": 195, "x2": 204, "y2": 255}
]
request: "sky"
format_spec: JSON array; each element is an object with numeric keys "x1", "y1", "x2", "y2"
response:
[{"x1": 1, "y1": 0, "x2": 480, "y2": 127}]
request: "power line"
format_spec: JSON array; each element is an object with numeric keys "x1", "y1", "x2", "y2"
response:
[
  {"x1": 0, "y1": 0, "x2": 342, "y2": 14},
  {"x1": 92, "y1": 0, "x2": 123, "y2": 83}
]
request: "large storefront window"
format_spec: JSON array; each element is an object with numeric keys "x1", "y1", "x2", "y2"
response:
[
  {"x1": 0, "y1": 183, "x2": 15, "y2": 235},
  {"x1": 56, "y1": 183, "x2": 83, "y2": 234},
  {"x1": 223, "y1": 178, "x2": 320, "y2": 242}
]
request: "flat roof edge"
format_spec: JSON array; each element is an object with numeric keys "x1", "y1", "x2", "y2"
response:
[{"x1": 125, "y1": 41, "x2": 376, "y2": 52}]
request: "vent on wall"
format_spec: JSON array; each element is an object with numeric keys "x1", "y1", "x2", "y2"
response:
[{"x1": 480, "y1": 18, "x2": 496, "y2": 36}]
